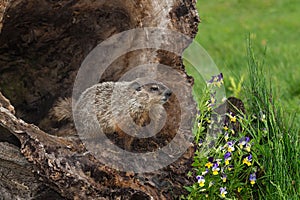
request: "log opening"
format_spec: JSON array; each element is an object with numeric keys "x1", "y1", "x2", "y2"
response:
[{"x1": 0, "y1": 0, "x2": 199, "y2": 199}]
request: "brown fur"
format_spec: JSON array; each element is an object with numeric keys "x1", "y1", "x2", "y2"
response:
[
  {"x1": 50, "y1": 97, "x2": 72, "y2": 122},
  {"x1": 50, "y1": 79, "x2": 172, "y2": 150}
]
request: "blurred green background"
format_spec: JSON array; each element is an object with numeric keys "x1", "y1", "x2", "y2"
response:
[{"x1": 187, "y1": 0, "x2": 300, "y2": 126}]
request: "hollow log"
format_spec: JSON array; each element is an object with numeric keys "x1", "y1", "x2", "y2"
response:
[{"x1": 0, "y1": 0, "x2": 199, "y2": 199}]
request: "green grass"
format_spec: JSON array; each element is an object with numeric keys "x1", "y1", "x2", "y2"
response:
[
  {"x1": 184, "y1": 41, "x2": 299, "y2": 200},
  {"x1": 194, "y1": 0, "x2": 300, "y2": 127},
  {"x1": 183, "y1": 0, "x2": 300, "y2": 199},
  {"x1": 245, "y1": 42, "x2": 299, "y2": 199}
]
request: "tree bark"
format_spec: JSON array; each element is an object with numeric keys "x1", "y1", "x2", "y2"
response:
[{"x1": 0, "y1": 0, "x2": 199, "y2": 199}]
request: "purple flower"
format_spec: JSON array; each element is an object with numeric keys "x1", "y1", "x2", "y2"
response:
[
  {"x1": 196, "y1": 175, "x2": 205, "y2": 187},
  {"x1": 207, "y1": 73, "x2": 224, "y2": 87},
  {"x1": 245, "y1": 143, "x2": 252, "y2": 152},
  {"x1": 224, "y1": 152, "x2": 231, "y2": 165},
  {"x1": 239, "y1": 137, "x2": 250, "y2": 148},
  {"x1": 208, "y1": 73, "x2": 223, "y2": 83},
  {"x1": 245, "y1": 137, "x2": 250, "y2": 143},
  {"x1": 221, "y1": 174, "x2": 227, "y2": 182},
  {"x1": 218, "y1": 73, "x2": 224, "y2": 81},
  {"x1": 241, "y1": 136, "x2": 250, "y2": 143},
  {"x1": 249, "y1": 173, "x2": 257, "y2": 185},
  {"x1": 198, "y1": 139, "x2": 203, "y2": 146},
  {"x1": 220, "y1": 187, "x2": 227, "y2": 198},
  {"x1": 227, "y1": 141, "x2": 235, "y2": 152},
  {"x1": 224, "y1": 152, "x2": 231, "y2": 159},
  {"x1": 248, "y1": 154, "x2": 252, "y2": 160},
  {"x1": 212, "y1": 163, "x2": 220, "y2": 175},
  {"x1": 243, "y1": 154, "x2": 253, "y2": 166}
]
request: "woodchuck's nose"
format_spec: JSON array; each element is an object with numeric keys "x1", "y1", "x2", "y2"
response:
[
  {"x1": 161, "y1": 89, "x2": 172, "y2": 103},
  {"x1": 164, "y1": 89, "x2": 172, "y2": 98}
]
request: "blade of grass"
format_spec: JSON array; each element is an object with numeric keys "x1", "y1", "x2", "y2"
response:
[{"x1": 246, "y1": 38, "x2": 299, "y2": 200}]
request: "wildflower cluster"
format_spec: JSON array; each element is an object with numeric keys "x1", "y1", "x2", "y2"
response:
[
  {"x1": 194, "y1": 135, "x2": 258, "y2": 198},
  {"x1": 185, "y1": 73, "x2": 261, "y2": 199}
]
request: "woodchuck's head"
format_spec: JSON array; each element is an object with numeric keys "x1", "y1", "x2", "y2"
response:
[{"x1": 129, "y1": 80, "x2": 172, "y2": 108}]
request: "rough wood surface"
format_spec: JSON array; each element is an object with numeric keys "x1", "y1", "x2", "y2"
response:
[
  {"x1": 0, "y1": 0, "x2": 199, "y2": 199},
  {"x1": 0, "y1": 0, "x2": 198, "y2": 124},
  {"x1": 0, "y1": 142, "x2": 63, "y2": 199},
  {"x1": 0, "y1": 91, "x2": 194, "y2": 199}
]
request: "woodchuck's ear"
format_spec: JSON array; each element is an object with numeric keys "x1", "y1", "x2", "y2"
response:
[{"x1": 129, "y1": 81, "x2": 141, "y2": 91}]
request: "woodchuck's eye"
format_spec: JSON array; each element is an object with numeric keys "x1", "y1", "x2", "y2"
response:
[
  {"x1": 150, "y1": 85, "x2": 159, "y2": 92},
  {"x1": 136, "y1": 87, "x2": 141, "y2": 91}
]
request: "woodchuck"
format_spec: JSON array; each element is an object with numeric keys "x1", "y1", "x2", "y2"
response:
[{"x1": 50, "y1": 79, "x2": 172, "y2": 150}]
